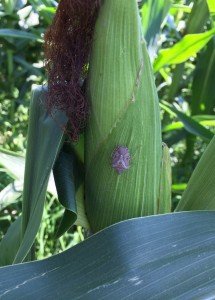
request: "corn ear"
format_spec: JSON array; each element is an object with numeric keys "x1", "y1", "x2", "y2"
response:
[
  {"x1": 157, "y1": 143, "x2": 172, "y2": 214},
  {"x1": 85, "y1": 0, "x2": 162, "y2": 232}
]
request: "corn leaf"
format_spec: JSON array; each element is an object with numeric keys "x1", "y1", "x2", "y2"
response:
[
  {"x1": 153, "y1": 28, "x2": 215, "y2": 72},
  {"x1": 162, "y1": 116, "x2": 215, "y2": 132},
  {"x1": 53, "y1": 145, "x2": 89, "y2": 238},
  {"x1": 141, "y1": 0, "x2": 171, "y2": 61},
  {"x1": 207, "y1": 0, "x2": 215, "y2": 13},
  {"x1": 1, "y1": 212, "x2": 215, "y2": 299},
  {"x1": 161, "y1": 102, "x2": 214, "y2": 141},
  {"x1": 170, "y1": 4, "x2": 192, "y2": 14},
  {"x1": 0, "y1": 85, "x2": 68, "y2": 265},
  {"x1": 171, "y1": 107, "x2": 214, "y2": 141},
  {"x1": 14, "y1": 85, "x2": 67, "y2": 264},
  {"x1": 53, "y1": 147, "x2": 77, "y2": 238},
  {"x1": 176, "y1": 135, "x2": 215, "y2": 211},
  {"x1": 165, "y1": 0, "x2": 210, "y2": 106},
  {"x1": 186, "y1": 0, "x2": 209, "y2": 33},
  {"x1": 0, "y1": 217, "x2": 21, "y2": 266},
  {"x1": 192, "y1": 38, "x2": 215, "y2": 115},
  {"x1": 0, "y1": 148, "x2": 88, "y2": 234},
  {"x1": 0, "y1": 29, "x2": 42, "y2": 42}
]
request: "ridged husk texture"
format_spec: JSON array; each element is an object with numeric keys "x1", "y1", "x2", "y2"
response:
[{"x1": 85, "y1": 0, "x2": 162, "y2": 232}]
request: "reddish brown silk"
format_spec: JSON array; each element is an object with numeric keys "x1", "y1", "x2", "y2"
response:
[{"x1": 44, "y1": 0, "x2": 101, "y2": 141}]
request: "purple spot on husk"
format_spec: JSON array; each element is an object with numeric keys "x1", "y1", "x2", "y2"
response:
[{"x1": 112, "y1": 146, "x2": 130, "y2": 175}]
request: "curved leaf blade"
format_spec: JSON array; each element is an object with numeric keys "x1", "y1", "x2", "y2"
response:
[
  {"x1": 171, "y1": 107, "x2": 214, "y2": 141},
  {"x1": 154, "y1": 28, "x2": 215, "y2": 72},
  {"x1": 1, "y1": 212, "x2": 215, "y2": 299},
  {"x1": 161, "y1": 102, "x2": 214, "y2": 141},
  {"x1": 0, "y1": 217, "x2": 22, "y2": 267},
  {"x1": 0, "y1": 85, "x2": 68, "y2": 266},
  {"x1": 192, "y1": 38, "x2": 215, "y2": 115},
  {"x1": 176, "y1": 135, "x2": 215, "y2": 211},
  {"x1": 186, "y1": 0, "x2": 209, "y2": 33},
  {"x1": 0, "y1": 29, "x2": 42, "y2": 42},
  {"x1": 13, "y1": 85, "x2": 68, "y2": 264},
  {"x1": 162, "y1": 116, "x2": 215, "y2": 133},
  {"x1": 141, "y1": 0, "x2": 171, "y2": 61},
  {"x1": 53, "y1": 147, "x2": 77, "y2": 238}
]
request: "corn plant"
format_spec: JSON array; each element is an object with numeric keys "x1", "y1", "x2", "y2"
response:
[{"x1": 0, "y1": 0, "x2": 215, "y2": 298}]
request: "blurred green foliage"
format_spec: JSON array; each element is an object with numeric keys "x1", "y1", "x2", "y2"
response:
[
  {"x1": 0, "y1": 0, "x2": 55, "y2": 153},
  {"x1": 154, "y1": 0, "x2": 215, "y2": 208},
  {"x1": 0, "y1": 0, "x2": 83, "y2": 259}
]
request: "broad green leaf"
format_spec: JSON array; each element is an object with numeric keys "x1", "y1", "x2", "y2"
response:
[
  {"x1": 0, "y1": 85, "x2": 68, "y2": 266},
  {"x1": 54, "y1": 143, "x2": 89, "y2": 232},
  {"x1": 14, "y1": 85, "x2": 67, "y2": 264},
  {"x1": 194, "y1": 115, "x2": 215, "y2": 122},
  {"x1": 176, "y1": 135, "x2": 215, "y2": 211},
  {"x1": 161, "y1": 102, "x2": 214, "y2": 141},
  {"x1": 53, "y1": 146, "x2": 80, "y2": 238},
  {"x1": 163, "y1": 121, "x2": 185, "y2": 132},
  {"x1": 186, "y1": 0, "x2": 209, "y2": 33},
  {"x1": 0, "y1": 148, "x2": 88, "y2": 233},
  {"x1": 153, "y1": 28, "x2": 215, "y2": 72},
  {"x1": 192, "y1": 38, "x2": 215, "y2": 115},
  {"x1": 86, "y1": 0, "x2": 162, "y2": 232},
  {"x1": 167, "y1": 64, "x2": 185, "y2": 102},
  {"x1": 1, "y1": 212, "x2": 215, "y2": 299},
  {"x1": 141, "y1": 0, "x2": 171, "y2": 61},
  {"x1": 207, "y1": 0, "x2": 215, "y2": 13},
  {"x1": 171, "y1": 108, "x2": 214, "y2": 141},
  {"x1": 163, "y1": 116, "x2": 215, "y2": 132},
  {"x1": 0, "y1": 217, "x2": 21, "y2": 267},
  {"x1": 165, "y1": 0, "x2": 210, "y2": 110},
  {"x1": 170, "y1": 4, "x2": 192, "y2": 13},
  {"x1": 0, "y1": 29, "x2": 42, "y2": 42}
]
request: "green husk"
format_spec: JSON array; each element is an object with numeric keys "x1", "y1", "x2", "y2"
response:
[
  {"x1": 157, "y1": 143, "x2": 172, "y2": 214},
  {"x1": 85, "y1": 0, "x2": 162, "y2": 232}
]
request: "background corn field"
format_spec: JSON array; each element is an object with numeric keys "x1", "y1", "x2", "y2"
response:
[{"x1": 0, "y1": 0, "x2": 215, "y2": 298}]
